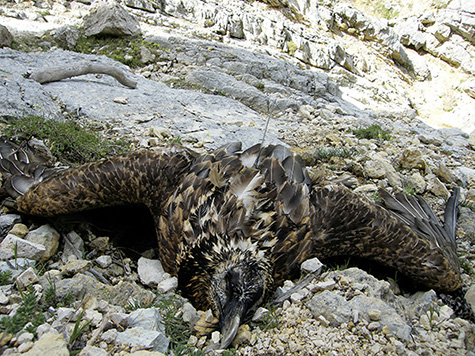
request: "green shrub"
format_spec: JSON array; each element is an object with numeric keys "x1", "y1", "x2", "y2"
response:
[
  {"x1": 352, "y1": 124, "x2": 391, "y2": 141},
  {"x1": 4, "y1": 116, "x2": 130, "y2": 164}
]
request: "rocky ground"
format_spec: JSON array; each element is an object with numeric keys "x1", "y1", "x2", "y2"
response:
[{"x1": 1, "y1": 0, "x2": 475, "y2": 355}]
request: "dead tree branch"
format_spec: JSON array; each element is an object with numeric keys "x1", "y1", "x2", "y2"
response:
[{"x1": 29, "y1": 61, "x2": 137, "y2": 89}]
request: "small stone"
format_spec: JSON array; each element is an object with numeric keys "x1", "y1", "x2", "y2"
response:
[
  {"x1": 9, "y1": 223, "x2": 29, "y2": 238},
  {"x1": 26, "y1": 332, "x2": 69, "y2": 356},
  {"x1": 438, "y1": 305, "x2": 454, "y2": 321},
  {"x1": 110, "y1": 312, "x2": 128, "y2": 327},
  {"x1": 204, "y1": 309, "x2": 215, "y2": 323},
  {"x1": 300, "y1": 257, "x2": 323, "y2": 274},
  {"x1": 157, "y1": 276, "x2": 178, "y2": 293},
  {"x1": 90, "y1": 236, "x2": 109, "y2": 252},
  {"x1": 115, "y1": 327, "x2": 169, "y2": 354},
  {"x1": 311, "y1": 279, "x2": 336, "y2": 292},
  {"x1": 0, "y1": 290, "x2": 8, "y2": 305},
  {"x1": 368, "y1": 321, "x2": 380, "y2": 331},
  {"x1": 36, "y1": 324, "x2": 58, "y2": 338},
  {"x1": 18, "y1": 341, "x2": 34, "y2": 353},
  {"x1": 16, "y1": 267, "x2": 39, "y2": 289},
  {"x1": 368, "y1": 308, "x2": 381, "y2": 321},
  {"x1": 211, "y1": 330, "x2": 220, "y2": 344},
  {"x1": 60, "y1": 259, "x2": 92, "y2": 277},
  {"x1": 138, "y1": 257, "x2": 165, "y2": 287},
  {"x1": 85, "y1": 309, "x2": 103, "y2": 327},
  {"x1": 426, "y1": 174, "x2": 448, "y2": 198},
  {"x1": 252, "y1": 307, "x2": 269, "y2": 322},
  {"x1": 62, "y1": 231, "x2": 85, "y2": 263},
  {"x1": 437, "y1": 162, "x2": 455, "y2": 184},
  {"x1": 79, "y1": 346, "x2": 109, "y2": 356},
  {"x1": 127, "y1": 308, "x2": 163, "y2": 332},
  {"x1": 24, "y1": 224, "x2": 60, "y2": 261},
  {"x1": 0, "y1": 234, "x2": 46, "y2": 260},
  {"x1": 113, "y1": 96, "x2": 128, "y2": 104},
  {"x1": 231, "y1": 324, "x2": 251, "y2": 347},
  {"x1": 96, "y1": 255, "x2": 112, "y2": 268},
  {"x1": 56, "y1": 307, "x2": 76, "y2": 323},
  {"x1": 102, "y1": 329, "x2": 118, "y2": 343},
  {"x1": 181, "y1": 302, "x2": 198, "y2": 324},
  {"x1": 17, "y1": 332, "x2": 34, "y2": 344},
  {"x1": 0, "y1": 214, "x2": 21, "y2": 238},
  {"x1": 290, "y1": 292, "x2": 304, "y2": 303},
  {"x1": 187, "y1": 335, "x2": 198, "y2": 346}
]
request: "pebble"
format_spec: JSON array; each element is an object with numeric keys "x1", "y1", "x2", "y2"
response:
[
  {"x1": 96, "y1": 255, "x2": 112, "y2": 268},
  {"x1": 16, "y1": 267, "x2": 39, "y2": 289}
]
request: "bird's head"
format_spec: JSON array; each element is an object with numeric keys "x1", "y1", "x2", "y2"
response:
[{"x1": 208, "y1": 251, "x2": 273, "y2": 348}]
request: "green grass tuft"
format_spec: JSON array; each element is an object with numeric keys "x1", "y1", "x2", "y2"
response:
[
  {"x1": 0, "y1": 286, "x2": 46, "y2": 335},
  {"x1": 0, "y1": 271, "x2": 12, "y2": 286},
  {"x1": 4, "y1": 116, "x2": 130, "y2": 164},
  {"x1": 74, "y1": 35, "x2": 166, "y2": 69},
  {"x1": 314, "y1": 147, "x2": 358, "y2": 161},
  {"x1": 352, "y1": 124, "x2": 391, "y2": 141}
]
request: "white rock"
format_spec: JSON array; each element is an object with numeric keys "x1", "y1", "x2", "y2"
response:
[
  {"x1": 157, "y1": 276, "x2": 178, "y2": 293},
  {"x1": 252, "y1": 307, "x2": 269, "y2": 322},
  {"x1": 0, "y1": 234, "x2": 46, "y2": 261},
  {"x1": 137, "y1": 257, "x2": 165, "y2": 287},
  {"x1": 300, "y1": 257, "x2": 323, "y2": 274},
  {"x1": 16, "y1": 267, "x2": 39, "y2": 289},
  {"x1": 24, "y1": 224, "x2": 60, "y2": 261},
  {"x1": 79, "y1": 346, "x2": 109, "y2": 356},
  {"x1": 95, "y1": 255, "x2": 112, "y2": 268},
  {"x1": 0, "y1": 289, "x2": 9, "y2": 305},
  {"x1": 17, "y1": 332, "x2": 34, "y2": 344},
  {"x1": 211, "y1": 330, "x2": 220, "y2": 344}
]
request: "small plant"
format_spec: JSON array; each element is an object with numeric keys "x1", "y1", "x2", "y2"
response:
[
  {"x1": 4, "y1": 116, "x2": 130, "y2": 164},
  {"x1": 43, "y1": 274, "x2": 73, "y2": 308},
  {"x1": 74, "y1": 36, "x2": 166, "y2": 69},
  {"x1": 352, "y1": 124, "x2": 391, "y2": 142},
  {"x1": 402, "y1": 185, "x2": 416, "y2": 196},
  {"x1": 314, "y1": 147, "x2": 358, "y2": 161},
  {"x1": 0, "y1": 286, "x2": 46, "y2": 335},
  {"x1": 256, "y1": 304, "x2": 280, "y2": 331},
  {"x1": 0, "y1": 270, "x2": 12, "y2": 286},
  {"x1": 157, "y1": 295, "x2": 190, "y2": 347},
  {"x1": 459, "y1": 257, "x2": 474, "y2": 275},
  {"x1": 69, "y1": 311, "x2": 92, "y2": 354},
  {"x1": 425, "y1": 302, "x2": 438, "y2": 330}
]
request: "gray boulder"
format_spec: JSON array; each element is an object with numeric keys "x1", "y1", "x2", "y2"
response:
[
  {"x1": 82, "y1": 4, "x2": 141, "y2": 37},
  {"x1": 0, "y1": 24, "x2": 13, "y2": 48}
]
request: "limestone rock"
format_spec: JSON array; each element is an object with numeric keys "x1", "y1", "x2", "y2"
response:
[
  {"x1": 62, "y1": 231, "x2": 85, "y2": 263},
  {"x1": 127, "y1": 308, "x2": 165, "y2": 333},
  {"x1": 20, "y1": 332, "x2": 69, "y2": 356},
  {"x1": 25, "y1": 225, "x2": 60, "y2": 262},
  {"x1": 0, "y1": 234, "x2": 46, "y2": 261},
  {"x1": 397, "y1": 149, "x2": 426, "y2": 170},
  {"x1": 115, "y1": 327, "x2": 169, "y2": 354},
  {"x1": 0, "y1": 214, "x2": 21, "y2": 239},
  {"x1": 9, "y1": 223, "x2": 29, "y2": 238},
  {"x1": 16, "y1": 267, "x2": 39, "y2": 289},
  {"x1": 157, "y1": 276, "x2": 178, "y2": 293},
  {"x1": 306, "y1": 290, "x2": 352, "y2": 326},
  {"x1": 82, "y1": 4, "x2": 141, "y2": 37},
  {"x1": 138, "y1": 257, "x2": 165, "y2": 287},
  {"x1": 300, "y1": 257, "x2": 323, "y2": 274},
  {"x1": 426, "y1": 173, "x2": 449, "y2": 198},
  {"x1": 0, "y1": 25, "x2": 13, "y2": 48}
]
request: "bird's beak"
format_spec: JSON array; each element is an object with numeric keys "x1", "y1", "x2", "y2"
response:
[{"x1": 220, "y1": 313, "x2": 241, "y2": 349}]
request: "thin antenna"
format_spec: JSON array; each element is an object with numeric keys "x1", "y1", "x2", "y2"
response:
[{"x1": 253, "y1": 98, "x2": 273, "y2": 168}]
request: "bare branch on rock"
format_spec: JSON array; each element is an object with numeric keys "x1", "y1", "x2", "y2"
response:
[{"x1": 29, "y1": 61, "x2": 137, "y2": 89}]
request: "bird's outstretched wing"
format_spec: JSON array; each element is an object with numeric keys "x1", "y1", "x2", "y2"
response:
[
  {"x1": 0, "y1": 137, "x2": 196, "y2": 218},
  {"x1": 309, "y1": 186, "x2": 462, "y2": 292}
]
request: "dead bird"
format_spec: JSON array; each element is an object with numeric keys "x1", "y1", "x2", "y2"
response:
[{"x1": 0, "y1": 138, "x2": 467, "y2": 348}]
